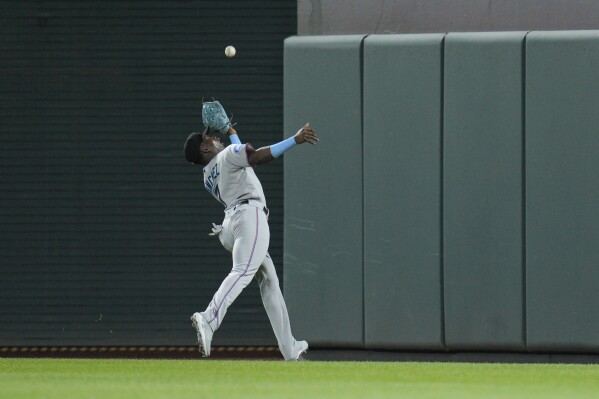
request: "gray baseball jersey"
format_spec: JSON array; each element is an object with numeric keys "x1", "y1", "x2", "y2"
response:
[
  {"x1": 197, "y1": 142, "x2": 306, "y2": 360},
  {"x1": 202, "y1": 144, "x2": 266, "y2": 209}
]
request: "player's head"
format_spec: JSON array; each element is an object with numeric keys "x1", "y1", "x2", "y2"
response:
[{"x1": 184, "y1": 127, "x2": 225, "y2": 165}]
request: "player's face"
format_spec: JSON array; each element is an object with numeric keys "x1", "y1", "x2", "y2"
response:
[{"x1": 202, "y1": 134, "x2": 225, "y2": 153}]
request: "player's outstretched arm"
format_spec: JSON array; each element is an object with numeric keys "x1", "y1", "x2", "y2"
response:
[
  {"x1": 247, "y1": 123, "x2": 318, "y2": 166},
  {"x1": 228, "y1": 127, "x2": 242, "y2": 145}
]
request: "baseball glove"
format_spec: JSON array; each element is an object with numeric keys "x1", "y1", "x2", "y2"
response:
[{"x1": 202, "y1": 101, "x2": 231, "y2": 134}]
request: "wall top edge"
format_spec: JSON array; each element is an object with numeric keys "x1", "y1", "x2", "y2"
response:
[
  {"x1": 285, "y1": 35, "x2": 367, "y2": 46},
  {"x1": 364, "y1": 33, "x2": 446, "y2": 45},
  {"x1": 526, "y1": 30, "x2": 599, "y2": 40}
]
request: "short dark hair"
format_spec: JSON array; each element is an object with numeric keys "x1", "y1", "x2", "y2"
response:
[{"x1": 184, "y1": 132, "x2": 205, "y2": 165}]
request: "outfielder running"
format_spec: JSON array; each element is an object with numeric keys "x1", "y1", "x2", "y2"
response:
[{"x1": 184, "y1": 101, "x2": 318, "y2": 360}]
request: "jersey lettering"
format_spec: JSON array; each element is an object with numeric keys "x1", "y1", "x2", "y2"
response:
[
  {"x1": 204, "y1": 163, "x2": 227, "y2": 206},
  {"x1": 204, "y1": 163, "x2": 220, "y2": 193},
  {"x1": 202, "y1": 145, "x2": 266, "y2": 208},
  {"x1": 213, "y1": 185, "x2": 226, "y2": 207}
]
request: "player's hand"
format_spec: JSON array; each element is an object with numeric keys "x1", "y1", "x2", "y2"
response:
[
  {"x1": 227, "y1": 127, "x2": 237, "y2": 136},
  {"x1": 294, "y1": 123, "x2": 319, "y2": 145},
  {"x1": 209, "y1": 223, "x2": 223, "y2": 236}
]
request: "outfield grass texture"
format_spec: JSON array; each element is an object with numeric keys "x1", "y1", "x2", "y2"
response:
[{"x1": 2, "y1": 358, "x2": 599, "y2": 398}]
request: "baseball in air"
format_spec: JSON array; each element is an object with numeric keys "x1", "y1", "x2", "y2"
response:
[{"x1": 225, "y1": 46, "x2": 236, "y2": 58}]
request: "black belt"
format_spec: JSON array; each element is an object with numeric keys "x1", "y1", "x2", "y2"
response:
[{"x1": 237, "y1": 199, "x2": 269, "y2": 216}]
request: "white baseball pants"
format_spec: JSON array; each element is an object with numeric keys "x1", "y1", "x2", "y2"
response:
[{"x1": 201, "y1": 202, "x2": 303, "y2": 360}]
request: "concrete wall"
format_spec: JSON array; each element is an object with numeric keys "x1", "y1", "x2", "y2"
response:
[{"x1": 299, "y1": 0, "x2": 599, "y2": 35}]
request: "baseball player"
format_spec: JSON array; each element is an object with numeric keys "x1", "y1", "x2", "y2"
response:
[{"x1": 184, "y1": 104, "x2": 318, "y2": 361}]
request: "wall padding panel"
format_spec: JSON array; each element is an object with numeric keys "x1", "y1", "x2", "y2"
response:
[
  {"x1": 283, "y1": 36, "x2": 365, "y2": 347},
  {"x1": 526, "y1": 31, "x2": 599, "y2": 352},
  {"x1": 443, "y1": 32, "x2": 526, "y2": 350},
  {"x1": 363, "y1": 34, "x2": 444, "y2": 349}
]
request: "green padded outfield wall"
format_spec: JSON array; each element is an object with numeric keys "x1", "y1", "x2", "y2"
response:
[
  {"x1": 363, "y1": 34, "x2": 444, "y2": 349},
  {"x1": 0, "y1": 1, "x2": 296, "y2": 346},
  {"x1": 284, "y1": 31, "x2": 599, "y2": 352},
  {"x1": 443, "y1": 32, "x2": 526, "y2": 350},
  {"x1": 526, "y1": 31, "x2": 599, "y2": 352},
  {"x1": 283, "y1": 36, "x2": 365, "y2": 347}
]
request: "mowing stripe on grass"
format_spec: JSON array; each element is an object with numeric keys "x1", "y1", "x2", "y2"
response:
[{"x1": 1, "y1": 358, "x2": 599, "y2": 399}]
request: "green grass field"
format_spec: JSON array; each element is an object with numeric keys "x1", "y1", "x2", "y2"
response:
[{"x1": 2, "y1": 358, "x2": 599, "y2": 399}]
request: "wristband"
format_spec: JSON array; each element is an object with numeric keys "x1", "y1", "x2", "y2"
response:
[
  {"x1": 270, "y1": 136, "x2": 297, "y2": 158},
  {"x1": 229, "y1": 134, "x2": 241, "y2": 145}
]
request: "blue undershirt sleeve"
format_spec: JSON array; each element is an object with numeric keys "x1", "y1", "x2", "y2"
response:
[
  {"x1": 270, "y1": 136, "x2": 297, "y2": 158},
  {"x1": 229, "y1": 134, "x2": 242, "y2": 145}
]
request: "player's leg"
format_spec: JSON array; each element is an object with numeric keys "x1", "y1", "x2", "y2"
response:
[
  {"x1": 255, "y1": 252, "x2": 308, "y2": 360},
  {"x1": 190, "y1": 215, "x2": 237, "y2": 356},
  {"x1": 217, "y1": 216, "x2": 234, "y2": 253},
  {"x1": 202, "y1": 206, "x2": 269, "y2": 333}
]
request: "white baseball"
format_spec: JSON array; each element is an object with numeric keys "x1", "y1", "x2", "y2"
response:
[{"x1": 225, "y1": 45, "x2": 236, "y2": 58}]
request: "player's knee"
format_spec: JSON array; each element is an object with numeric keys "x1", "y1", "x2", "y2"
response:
[
  {"x1": 231, "y1": 262, "x2": 257, "y2": 276},
  {"x1": 257, "y1": 277, "x2": 268, "y2": 290},
  {"x1": 254, "y1": 272, "x2": 265, "y2": 284},
  {"x1": 231, "y1": 265, "x2": 245, "y2": 275},
  {"x1": 259, "y1": 272, "x2": 279, "y2": 289}
]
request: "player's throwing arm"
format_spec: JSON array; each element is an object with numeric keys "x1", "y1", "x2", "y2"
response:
[{"x1": 245, "y1": 123, "x2": 319, "y2": 166}]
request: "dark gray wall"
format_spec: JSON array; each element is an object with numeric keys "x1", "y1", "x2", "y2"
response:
[
  {"x1": 284, "y1": 31, "x2": 599, "y2": 352},
  {"x1": 0, "y1": 0, "x2": 296, "y2": 346},
  {"x1": 299, "y1": 0, "x2": 599, "y2": 35}
]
